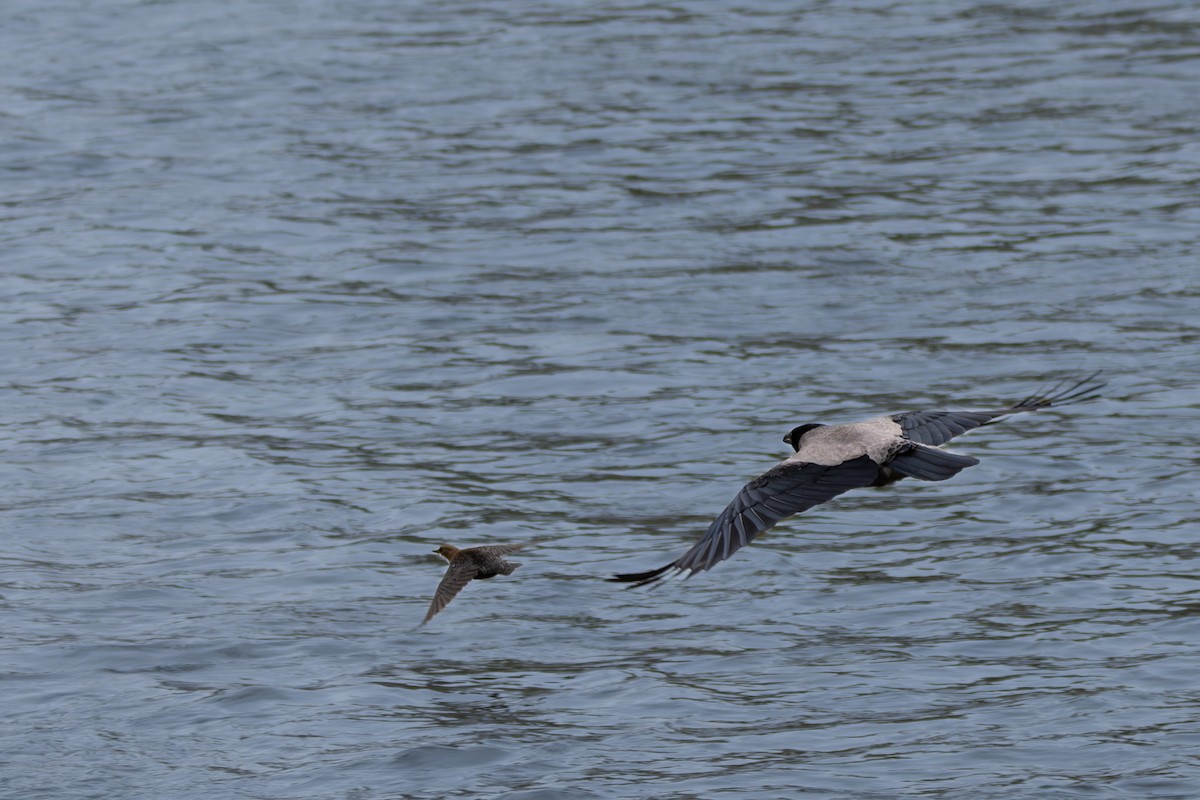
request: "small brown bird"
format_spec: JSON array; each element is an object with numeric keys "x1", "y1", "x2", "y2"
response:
[{"x1": 422, "y1": 542, "x2": 532, "y2": 625}]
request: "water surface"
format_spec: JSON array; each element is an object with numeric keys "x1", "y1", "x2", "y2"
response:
[{"x1": 2, "y1": 1, "x2": 1198, "y2": 798}]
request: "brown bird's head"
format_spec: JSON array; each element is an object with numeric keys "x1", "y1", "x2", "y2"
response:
[{"x1": 433, "y1": 544, "x2": 460, "y2": 561}]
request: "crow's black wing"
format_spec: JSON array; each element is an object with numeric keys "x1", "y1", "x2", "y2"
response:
[
  {"x1": 611, "y1": 455, "x2": 880, "y2": 587},
  {"x1": 892, "y1": 372, "x2": 1105, "y2": 446},
  {"x1": 890, "y1": 410, "x2": 996, "y2": 446}
]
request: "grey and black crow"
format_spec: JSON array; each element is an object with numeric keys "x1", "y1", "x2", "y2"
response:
[{"x1": 610, "y1": 374, "x2": 1104, "y2": 588}]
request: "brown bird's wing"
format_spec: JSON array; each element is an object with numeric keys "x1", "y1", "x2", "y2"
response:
[
  {"x1": 892, "y1": 372, "x2": 1105, "y2": 446},
  {"x1": 610, "y1": 454, "x2": 881, "y2": 587},
  {"x1": 422, "y1": 561, "x2": 479, "y2": 624},
  {"x1": 466, "y1": 541, "x2": 534, "y2": 557}
]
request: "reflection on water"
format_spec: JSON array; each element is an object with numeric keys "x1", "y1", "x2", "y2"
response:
[{"x1": 2, "y1": 1, "x2": 1198, "y2": 798}]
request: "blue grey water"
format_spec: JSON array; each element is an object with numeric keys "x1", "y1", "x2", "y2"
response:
[{"x1": 1, "y1": 1, "x2": 1198, "y2": 797}]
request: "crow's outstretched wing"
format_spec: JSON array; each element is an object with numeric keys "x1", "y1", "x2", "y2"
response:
[
  {"x1": 610, "y1": 455, "x2": 880, "y2": 587},
  {"x1": 892, "y1": 372, "x2": 1105, "y2": 446}
]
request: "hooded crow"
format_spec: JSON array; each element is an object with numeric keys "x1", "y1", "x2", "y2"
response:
[{"x1": 610, "y1": 373, "x2": 1104, "y2": 588}]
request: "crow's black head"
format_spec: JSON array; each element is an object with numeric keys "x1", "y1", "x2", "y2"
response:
[{"x1": 783, "y1": 423, "x2": 825, "y2": 451}]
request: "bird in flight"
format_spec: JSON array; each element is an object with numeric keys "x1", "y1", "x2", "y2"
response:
[
  {"x1": 422, "y1": 542, "x2": 533, "y2": 624},
  {"x1": 610, "y1": 373, "x2": 1104, "y2": 588}
]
